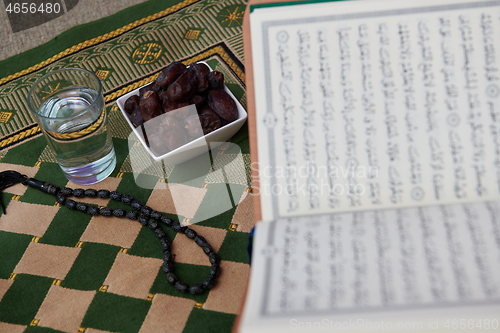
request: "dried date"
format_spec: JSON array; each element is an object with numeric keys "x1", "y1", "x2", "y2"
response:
[
  {"x1": 207, "y1": 71, "x2": 224, "y2": 89},
  {"x1": 166, "y1": 69, "x2": 198, "y2": 103},
  {"x1": 184, "y1": 115, "x2": 204, "y2": 138},
  {"x1": 139, "y1": 91, "x2": 162, "y2": 121},
  {"x1": 198, "y1": 106, "x2": 222, "y2": 134},
  {"x1": 207, "y1": 89, "x2": 238, "y2": 122},
  {"x1": 161, "y1": 93, "x2": 190, "y2": 114},
  {"x1": 158, "y1": 116, "x2": 188, "y2": 150},
  {"x1": 154, "y1": 61, "x2": 186, "y2": 89},
  {"x1": 147, "y1": 132, "x2": 169, "y2": 156},
  {"x1": 129, "y1": 108, "x2": 144, "y2": 127},
  {"x1": 189, "y1": 62, "x2": 210, "y2": 92},
  {"x1": 124, "y1": 95, "x2": 139, "y2": 115}
]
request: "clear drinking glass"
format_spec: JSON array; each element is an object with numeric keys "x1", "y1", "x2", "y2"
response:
[{"x1": 27, "y1": 67, "x2": 116, "y2": 185}]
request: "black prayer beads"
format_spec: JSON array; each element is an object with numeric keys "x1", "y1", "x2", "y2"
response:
[
  {"x1": 55, "y1": 186, "x2": 220, "y2": 294},
  {"x1": 0, "y1": 170, "x2": 220, "y2": 295}
]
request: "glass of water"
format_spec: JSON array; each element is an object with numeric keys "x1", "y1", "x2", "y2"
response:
[{"x1": 27, "y1": 67, "x2": 116, "y2": 185}]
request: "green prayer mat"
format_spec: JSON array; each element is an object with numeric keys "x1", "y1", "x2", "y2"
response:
[{"x1": 0, "y1": 0, "x2": 253, "y2": 332}]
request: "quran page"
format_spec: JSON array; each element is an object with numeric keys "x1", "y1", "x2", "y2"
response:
[
  {"x1": 239, "y1": 202, "x2": 500, "y2": 333},
  {"x1": 249, "y1": 0, "x2": 500, "y2": 222}
]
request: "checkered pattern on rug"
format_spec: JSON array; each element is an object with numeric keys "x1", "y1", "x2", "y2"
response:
[{"x1": 0, "y1": 138, "x2": 252, "y2": 333}]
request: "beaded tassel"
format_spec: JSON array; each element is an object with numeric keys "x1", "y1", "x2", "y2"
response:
[{"x1": 0, "y1": 170, "x2": 28, "y2": 213}]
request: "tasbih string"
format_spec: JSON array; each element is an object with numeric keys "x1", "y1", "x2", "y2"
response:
[{"x1": 0, "y1": 170, "x2": 219, "y2": 295}]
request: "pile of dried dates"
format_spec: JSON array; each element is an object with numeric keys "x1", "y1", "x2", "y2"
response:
[{"x1": 123, "y1": 61, "x2": 239, "y2": 156}]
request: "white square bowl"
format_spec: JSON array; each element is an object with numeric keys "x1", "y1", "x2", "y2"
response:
[{"x1": 116, "y1": 62, "x2": 247, "y2": 165}]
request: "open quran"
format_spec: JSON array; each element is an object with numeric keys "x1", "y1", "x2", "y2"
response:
[{"x1": 238, "y1": 0, "x2": 500, "y2": 332}]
